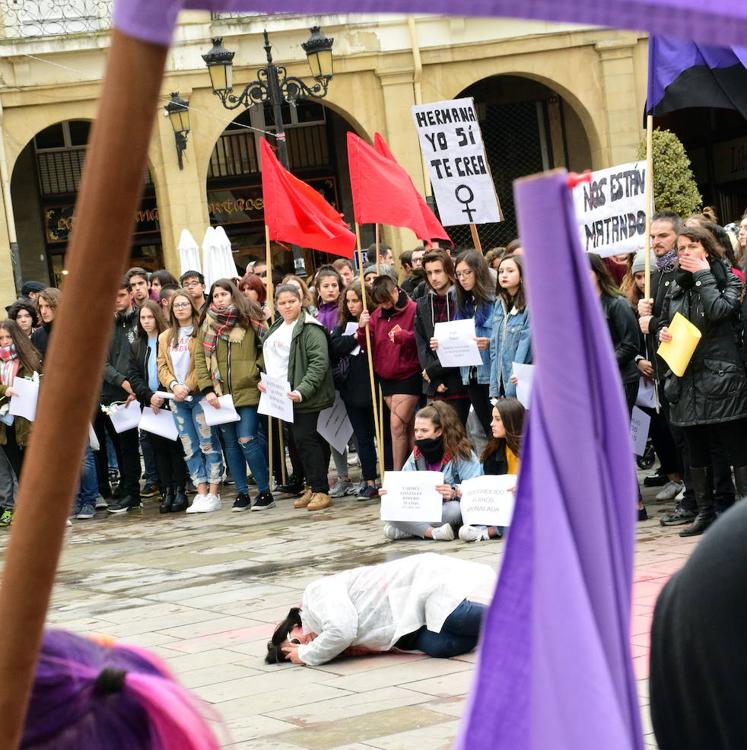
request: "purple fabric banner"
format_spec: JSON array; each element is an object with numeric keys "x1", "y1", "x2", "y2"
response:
[
  {"x1": 455, "y1": 170, "x2": 642, "y2": 750},
  {"x1": 114, "y1": 0, "x2": 747, "y2": 49}
]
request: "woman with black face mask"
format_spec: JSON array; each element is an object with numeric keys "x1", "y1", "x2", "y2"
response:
[{"x1": 381, "y1": 401, "x2": 482, "y2": 542}]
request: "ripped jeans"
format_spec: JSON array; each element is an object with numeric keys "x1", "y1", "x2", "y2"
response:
[
  {"x1": 220, "y1": 405, "x2": 269, "y2": 494},
  {"x1": 173, "y1": 395, "x2": 224, "y2": 487}
]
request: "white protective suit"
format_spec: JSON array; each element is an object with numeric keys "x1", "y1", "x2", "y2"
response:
[{"x1": 297, "y1": 552, "x2": 497, "y2": 666}]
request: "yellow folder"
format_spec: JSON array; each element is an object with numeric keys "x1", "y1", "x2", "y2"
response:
[{"x1": 657, "y1": 312, "x2": 702, "y2": 377}]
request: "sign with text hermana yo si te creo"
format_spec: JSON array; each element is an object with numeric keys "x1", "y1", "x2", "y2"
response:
[
  {"x1": 572, "y1": 161, "x2": 647, "y2": 257},
  {"x1": 411, "y1": 97, "x2": 502, "y2": 227}
]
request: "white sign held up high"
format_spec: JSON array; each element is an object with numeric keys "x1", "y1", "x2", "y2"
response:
[
  {"x1": 411, "y1": 97, "x2": 502, "y2": 226},
  {"x1": 572, "y1": 161, "x2": 647, "y2": 257}
]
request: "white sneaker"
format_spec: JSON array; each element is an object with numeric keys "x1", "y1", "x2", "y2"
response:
[
  {"x1": 655, "y1": 480, "x2": 685, "y2": 501},
  {"x1": 459, "y1": 525, "x2": 490, "y2": 542},
  {"x1": 384, "y1": 523, "x2": 412, "y2": 540},
  {"x1": 203, "y1": 493, "x2": 222, "y2": 512},
  {"x1": 431, "y1": 523, "x2": 455, "y2": 541},
  {"x1": 186, "y1": 493, "x2": 208, "y2": 513}
]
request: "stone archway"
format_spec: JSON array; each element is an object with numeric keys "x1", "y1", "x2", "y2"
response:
[
  {"x1": 204, "y1": 99, "x2": 368, "y2": 276},
  {"x1": 449, "y1": 74, "x2": 595, "y2": 249},
  {"x1": 10, "y1": 119, "x2": 162, "y2": 286}
]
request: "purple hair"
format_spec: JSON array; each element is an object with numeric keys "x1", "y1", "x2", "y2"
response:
[{"x1": 21, "y1": 629, "x2": 222, "y2": 749}]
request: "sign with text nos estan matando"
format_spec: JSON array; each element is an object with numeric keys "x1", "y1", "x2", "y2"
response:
[
  {"x1": 572, "y1": 161, "x2": 648, "y2": 257},
  {"x1": 411, "y1": 97, "x2": 502, "y2": 227}
]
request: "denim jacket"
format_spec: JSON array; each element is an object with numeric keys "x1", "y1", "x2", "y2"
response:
[
  {"x1": 455, "y1": 299, "x2": 495, "y2": 386},
  {"x1": 489, "y1": 299, "x2": 532, "y2": 398},
  {"x1": 402, "y1": 450, "x2": 483, "y2": 484}
]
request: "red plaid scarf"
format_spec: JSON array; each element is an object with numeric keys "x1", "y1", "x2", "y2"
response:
[{"x1": 202, "y1": 304, "x2": 239, "y2": 354}]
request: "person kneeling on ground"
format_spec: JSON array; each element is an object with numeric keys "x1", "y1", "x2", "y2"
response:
[
  {"x1": 383, "y1": 401, "x2": 483, "y2": 542},
  {"x1": 266, "y1": 552, "x2": 495, "y2": 666}
]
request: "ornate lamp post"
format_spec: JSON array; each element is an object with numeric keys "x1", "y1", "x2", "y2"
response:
[
  {"x1": 203, "y1": 28, "x2": 334, "y2": 274},
  {"x1": 164, "y1": 92, "x2": 190, "y2": 170}
]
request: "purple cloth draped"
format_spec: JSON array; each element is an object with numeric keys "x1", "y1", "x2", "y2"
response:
[
  {"x1": 114, "y1": 0, "x2": 747, "y2": 49},
  {"x1": 455, "y1": 170, "x2": 642, "y2": 750},
  {"x1": 647, "y1": 36, "x2": 747, "y2": 117}
]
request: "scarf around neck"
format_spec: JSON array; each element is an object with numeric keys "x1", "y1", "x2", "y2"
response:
[
  {"x1": 655, "y1": 250, "x2": 677, "y2": 273},
  {"x1": 203, "y1": 304, "x2": 239, "y2": 354}
]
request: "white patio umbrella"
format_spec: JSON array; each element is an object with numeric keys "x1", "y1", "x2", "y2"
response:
[
  {"x1": 201, "y1": 225, "x2": 221, "y2": 289},
  {"x1": 177, "y1": 228, "x2": 201, "y2": 277},
  {"x1": 213, "y1": 225, "x2": 239, "y2": 281}
]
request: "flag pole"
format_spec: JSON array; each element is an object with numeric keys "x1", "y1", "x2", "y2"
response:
[
  {"x1": 356, "y1": 222, "x2": 385, "y2": 485},
  {"x1": 470, "y1": 224, "x2": 483, "y2": 252},
  {"x1": 264, "y1": 225, "x2": 277, "y2": 488},
  {"x1": 0, "y1": 31, "x2": 169, "y2": 747},
  {"x1": 375, "y1": 223, "x2": 381, "y2": 274},
  {"x1": 644, "y1": 114, "x2": 654, "y2": 299}
]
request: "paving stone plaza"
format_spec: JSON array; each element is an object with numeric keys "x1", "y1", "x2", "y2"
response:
[{"x1": 0, "y1": 477, "x2": 693, "y2": 749}]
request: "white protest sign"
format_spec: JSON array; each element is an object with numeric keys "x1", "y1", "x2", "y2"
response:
[
  {"x1": 343, "y1": 322, "x2": 358, "y2": 336},
  {"x1": 433, "y1": 319, "x2": 483, "y2": 368},
  {"x1": 107, "y1": 402, "x2": 142, "y2": 434},
  {"x1": 511, "y1": 362, "x2": 535, "y2": 409},
  {"x1": 460, "y1": 474, "x2": 517, "y2": 527},
  {"x1": 201, "y1": 394, "x2": 241, "y2": 427},
  {"x1": 154, "y1": 390, "x2": 193, "y2": 402},
  {"x1": 635, "y1": 376, "x2": 657, "y2": 410},
  {"x1": 139, "y1": 407, "x2": 179, "y2": 441},
  {"x1": 380, "y1": 470, "x2": 444, "y2": 523},
  {"x1": 317, "y1": 392, "x2": 354, "y2": 454},
  {"x1": 257, "y1": 373, "x2": 294, "y2": 423},
  {"x1": 9, "y1": 377, "x2": 39, "y2": 421},
  {"x1": 572, "y1": 161, "x2": 647, "y2": 257},
  {"x1": 411, "y1": 97, "x2": 502, "y2": 226},
  {"x1": 631, "y1": 406, "x2": 651, "y2": 457}
]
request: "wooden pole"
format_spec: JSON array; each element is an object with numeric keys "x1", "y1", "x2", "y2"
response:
[
  {"x1": 644, "y1": 114, "x2": 654, "y2": 300},
  {"x1": 355, "y1": 223, "x2": 385, "y2": 484},
  {"x1": 375, "y1": 223, "x2": 381, "y2": 275},
  {"x1": 470, "y1": 224, "x2": 483, "y2": 252},
  {"x1": 0, "y1": 32, "x2": 169, "y2": 747}
]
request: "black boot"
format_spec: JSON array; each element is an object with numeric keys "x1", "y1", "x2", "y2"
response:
[
  {"x1": 680, "y1": 467, "x2": 716, "y2": 537},
  {"x1": 732, "y1": 465, "x2": 747, "y2": 503},
  {"x1": 277, "y1": 474, "x2": 304, "y2": 496},
  {"x1": 171, "y1": 484, "x2": 188, "y2": 513},
  {"x1": 159, "y1": 485, "x2": 176, "y2": 514}
]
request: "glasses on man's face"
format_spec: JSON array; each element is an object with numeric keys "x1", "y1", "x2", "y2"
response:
[
  {"x1": 183, "y1": 280, "x2": 200, "y2": 288},
  {"x1": 172, "y1": 302, "x2": 191, "y2": 310}
]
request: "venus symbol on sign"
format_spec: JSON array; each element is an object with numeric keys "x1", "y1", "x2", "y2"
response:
[{"x1": 455, "y1": 184, "x2": 477, "y2": 221}]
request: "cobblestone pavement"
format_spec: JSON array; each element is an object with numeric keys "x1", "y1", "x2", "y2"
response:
[{"x1": 0, "y1": 477, "x2": 694, "y2": 749}]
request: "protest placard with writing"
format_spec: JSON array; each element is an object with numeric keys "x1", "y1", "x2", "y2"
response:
[
  {"x1": 460, "y1": 474, "x2": 517, "y2": 527},
  {"x1": 572, "y1": 161, "x2": 647, "y2": 257},
  {"x1": 433, "y1": 319, "x2": 483, "y2": 368},
  {"x1": 317, "y1": 392, "x2": 354, "y2": 454},
  {"x1": 380, "y1": 470, "x2": 444, "y2": 523},
  {"x1": 631, "y1": 406, "x2": 651, "y2": 457},
  {"x1": 411, "y1": 97, "x2": 502, "y2": 226},
  {"x1": 9, "y1": 377, "x2": 39, "y2": 422},
  {"x1": 257, "y1": 373, "x2": 294, "y2": 423}
]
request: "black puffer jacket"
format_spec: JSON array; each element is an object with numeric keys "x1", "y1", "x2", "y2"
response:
[{"x1": 659, "y1": 261, "x2": 747, "y2": 427}]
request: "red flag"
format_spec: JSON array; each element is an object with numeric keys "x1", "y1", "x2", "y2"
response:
[
  {"x1": 347, "y1": 131, "x2": 450, "y2": 244},
  {"x1": 260, "y1": 138, "x2": 355, "y2": 258}
]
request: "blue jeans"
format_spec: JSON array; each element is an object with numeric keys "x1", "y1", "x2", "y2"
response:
[
  {"x1": 173, "y1": 396, "x2": 224, "y2": 487},
  {"x1": 220, "y1": 405, "x2": 269, "y2": 494},
  {"x1": 73, "y1": 445, "x2": 99, "y2": 513},
  {"x1": 409, "y1": 600, "x2": 487, "y2": 658}
]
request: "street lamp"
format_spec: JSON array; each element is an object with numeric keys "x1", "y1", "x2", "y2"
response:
[
  {"x1": 164, "y1": 92, "x2": 190, "y2": 170},
  {"x1": 203, "y1": 27, "x2": 335, "y2": 275}
]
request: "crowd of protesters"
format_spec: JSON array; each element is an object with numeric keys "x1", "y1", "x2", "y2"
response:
[{"x1": 1, "y1": 208, "x2": 746, "y2": 542}]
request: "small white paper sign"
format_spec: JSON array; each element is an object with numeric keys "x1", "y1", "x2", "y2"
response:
[
  {"x1": 317, "y1": 392, "x2": 354, "y2": 454},
  {"x1": 631, "y1": 406, "x2": 651, "y2": 457},
  {"x1": 108, "y1": 402, "x2": 142, "y2": 434},
  {"x1": 154, "y1": 390, "x2": 193, "y2": 402},
  {"x1": 343, "y1": 322, "x2": 358, "y2": 336},
  {"x1": 201, "y1": 394, "x2": 241, "y2": 426},
  {"x1": 460, "y1": 474, "x2": 517, "y2": 527},
  {"x1": 9, "y1": 377, "x2": 39, "y2": 421},
  {"x1": 433, "y1": 319, "x2": 483, "y2": 368},
  {"x1": 380, "y1": 470, "x2": 444, "y2": 522},
  {"x1": 258, "y1": 373, "x2": 294, "y2": 423},
  {"x1": 511, "y1": 362, "x2": 535, "y2": 408},
  {"x1": 139, "y1": 407, "x2": 179, "y2": 441},
  {"x1": 635, "y1": 376, "x2": 657, "y2": 410}
]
